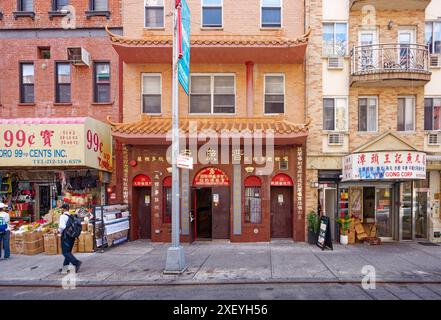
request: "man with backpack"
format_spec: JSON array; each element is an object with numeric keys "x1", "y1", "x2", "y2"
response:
[
  {"x1": 59, "y1": 203, "x2": 82, "y2": 274},
  {"x1": 0, "y1": 203, "x2": 10, "y2": 260}
]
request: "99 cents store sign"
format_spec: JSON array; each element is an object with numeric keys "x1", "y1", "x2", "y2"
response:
[
  {"x1": 0, "y1": 117, "x2": 112, "y2": 172},
  {"x1": 342, "y1": 151, "x2": 426, "y2": 181}
]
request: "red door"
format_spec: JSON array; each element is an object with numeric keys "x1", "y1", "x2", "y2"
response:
[
  {"x1": 136, "y1": 187, "x2": 152, "y2": 239},
  {"x1": 270, "y1": 187, "x2": 293, "y2": 238}
]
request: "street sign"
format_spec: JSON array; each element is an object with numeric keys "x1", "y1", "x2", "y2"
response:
[
  {"x1": 178, "y1": 0, "x2": 190, "y2": 95},
  {"x1": 177, "y1": 154, "x2": 193, "y2": 170}
]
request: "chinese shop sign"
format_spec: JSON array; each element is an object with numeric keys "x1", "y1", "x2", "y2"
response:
[
  {"x1": 133, "y1": 174, "x2": 152, "y2": 187},
  {"x1": 193, "y1": 167, "x2": 230, "y2": 186},
  {"x1": 270, "y1": 173, "x2": 294, "y2": 186},
  {"x1": 0, "y1": 117, "x2": 112, "y2": 171},
  {"x1": 342, "y1": 151, "x2": 426, "y2": 181}
]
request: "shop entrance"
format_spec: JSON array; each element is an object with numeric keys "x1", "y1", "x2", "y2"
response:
[
  {"x1": 270, "y1": 187, "x2": 293, "y2": 238},
  {"x1": 194, "y1": 188, "x2": 212, "y2": 239},
  {"x1": 132, "y1": 174, "x2": 152, "y2": 240},
  {"x1": 36, "y1": 185, "x2": 52, "y2": 220},
  {"x1": 362, "y1": 186, "x2": 393, "y2": 239}
]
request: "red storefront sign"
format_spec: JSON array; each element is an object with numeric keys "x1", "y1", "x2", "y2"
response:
[
  {"x1": 193, "y1": 167, "x2": 230, "y2": 186},
  {"x1": 133, "y1": 174, "x2": 152, "y2": 187},
  {"x1": 271, "y1": 173, "x2": 294, "y2": 186}
]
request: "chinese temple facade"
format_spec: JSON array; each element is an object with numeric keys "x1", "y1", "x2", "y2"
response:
[{"x1": 107, "y1": 0, "x2": 311, "y2": 242}]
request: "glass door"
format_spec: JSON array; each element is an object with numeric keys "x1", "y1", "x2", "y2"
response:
[
  {"x1": 398, "y1": 29, "x2": 415, "y2": 69},
  {"x1": 375, "y1": 187, "x2": 393, "y2": 239},
  {"x1": 400, "y1": 182, "x2": 413, "y2": 240},
  {"x1": 359, "y1": 30, "x2": 377, "y2": 71},
  {"x1": 414, "y1": 180, "x2": 429, "y2": 239}
]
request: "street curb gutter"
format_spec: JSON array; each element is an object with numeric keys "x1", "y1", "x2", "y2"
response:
[{"x1": 2, "y1": 278, "x2": 441, "y2": 288}]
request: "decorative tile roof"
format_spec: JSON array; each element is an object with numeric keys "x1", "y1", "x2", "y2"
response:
[
  {"x1": 108, "y1": 116, "x2": 311, "y2": 135},
  {"x1": 105, "y1": 26, "x2": 311, "y2": 48}
]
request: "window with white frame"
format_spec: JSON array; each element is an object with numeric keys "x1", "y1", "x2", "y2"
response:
[
  {"x1": 145, "y1": 0, "x2": 164, "y2": 28},
  {"x1": 142, "y1": 74, "x2": 161, "y2": 114},
  {"x1": 358, "y1": 97, "x2": 377, "y2": 132},
  {"x1": 261, "y1": 0, "x2": 281, "y2": 28},
  {"x1": 264, "y1": 75, "x2": 284, "y2": 114},
  {"x1": 397, "y1": 96, "x2": 415, "y2": 131},
  {"x1": 426, "y1": 21, "x2": 441, "y2": 54},
  {"x1": 202, "y1": 0, "x2": 222, "y2": 28},
  {"x1": 323, "y1": 97, "x2": 348, "y2": 131},
  {"x1": 190, "y1": 74, "x2": 235, "y2": 114},
  {"x1": 424, "y1": 98, "x2": 441, "y2": 131},
  {"x1": 323, "y1": 22, "x2": 348, "y2": 56}
]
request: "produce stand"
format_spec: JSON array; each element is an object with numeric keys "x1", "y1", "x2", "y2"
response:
[{"x1": 93, "y1": 204, "x2": 130, "y2": 253}]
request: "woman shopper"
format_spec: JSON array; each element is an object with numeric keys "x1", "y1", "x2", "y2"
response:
[{"x1": 0, "y1": 203, "x2": 10, "y2": 260}]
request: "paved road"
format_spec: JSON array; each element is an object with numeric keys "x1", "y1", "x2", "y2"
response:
[{"x1": 1, "y1": 283, "x2": 441, "y2": 300}]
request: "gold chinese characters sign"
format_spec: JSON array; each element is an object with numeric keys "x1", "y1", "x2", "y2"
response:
[{"x1": 0, "y1": 117, "x2": 112, "y2": 172}]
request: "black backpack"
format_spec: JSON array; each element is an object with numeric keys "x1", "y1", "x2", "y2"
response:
[{"x1": 64, "y1": 214, "x2": 82, "y2": 239}]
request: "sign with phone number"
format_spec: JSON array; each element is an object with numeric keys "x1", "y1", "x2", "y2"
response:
[{"x1": 0, "y1": 117, "x2": 112, "y2": 172}]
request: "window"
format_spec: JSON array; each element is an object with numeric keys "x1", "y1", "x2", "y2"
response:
[
  {"x1": 424, "y1": 98, "x2": 441, "y2": 131},
  {"x1": 18, "y1": 0, "x2": 33, "y2": 11},
  {"x1": 261, "y1": 0, "x2": 281, "y2": 28},
  {"x1": 55, "y1": 62, "x2": 71, "y2": 103},
  {"x1": 145, "y1": 0, "x2": 164, "y2": 28},
  {"x1": 397, "y1": 96, "x2": 415, "y2": 131},
  {"x1": 426, "y1": 21, "x2": 441, "y2": 54},
  {"x1": 244, "y1": 176, "x2": 262, "y2": 224},
  {"x1": 38, "y1": 47, "x2": 51, "y2": 59},
  {"x1": 323, "y1": 22, "x2": 348, "y2": 56},
  {"x1": 142, "y1": 74, "x2": 161, "y2": 114},
  {"x1": 163, "y1": 177, "x2": 172, "y2": 224},
  {"x1": 264, "y1": 75, "x2": 284, "y2": 114},
  {"x1": 323, "y1": 97, "x2": 348, "y2": 131},
  {"x1": 53, "y1": 0, "x2": 69, "y2": 11},
  {"x1": 190, "y1": 74, "x2": 235, "y2": 114},
  {"x1": 358, "y1": 97, "x2": 377, "y2": 132},
  {"x1": 202, "y1": 0, "x2": 222, "y2": 28},
  {"x1": 20, "y1": 63, "x2": 34, "y2": 103},
  {"x1": 94, "y1": 62, "x2": 110, "y2": 103},
  {"x1": 90, "y1": 0, "x2": 108, "y2": 11}
]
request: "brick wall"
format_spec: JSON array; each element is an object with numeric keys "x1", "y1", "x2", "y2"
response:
[{"x1": 0, "y1": 0, "x2": 121, "y2": 29}]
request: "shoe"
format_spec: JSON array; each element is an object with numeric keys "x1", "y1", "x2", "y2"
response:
[
  {"x1": 75, "y1": 261, "x2": 82, "y2": 273},
  {"x1": 59, "y1": 266, "x2": 69, "y2": 274}
]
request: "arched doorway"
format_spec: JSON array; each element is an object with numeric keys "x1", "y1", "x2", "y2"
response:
[
  {"x1": 192, "y1": 167, "x2": 230, "y2": 240},
  {"x1": 270, "y1": 173, "x2": 294, "y2": 238},
  {"x1": 133, "y1": 174, "x2": 152, "y2": 240}
]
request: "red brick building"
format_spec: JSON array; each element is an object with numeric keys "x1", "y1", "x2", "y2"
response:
[{"x1": 0, "y1": 1, "x2": 123, "y2": 218}]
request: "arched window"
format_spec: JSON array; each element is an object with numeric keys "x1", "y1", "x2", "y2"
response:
[
  {"x1": 244, "y1": 176, "x2": 262, "y2": 224},
  {"x1": 163, "y1": 176, "x2": 172, "y2": 224}
]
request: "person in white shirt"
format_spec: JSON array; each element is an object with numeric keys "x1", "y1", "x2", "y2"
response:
[
  {"x1": 0, "y1": 203, "x2": 10, "y2": 260},
  {"x1": 58, "y1": 203, "x2": 81, "y2": 274}
]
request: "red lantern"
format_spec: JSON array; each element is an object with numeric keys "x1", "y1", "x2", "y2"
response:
[{"x1": 129, "y1": 160, "x2": 137, "y2": 167}]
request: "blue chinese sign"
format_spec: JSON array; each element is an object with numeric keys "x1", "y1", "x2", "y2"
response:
[{"x1": 178, "y1": 0, "x2": 190, "y2": 95}]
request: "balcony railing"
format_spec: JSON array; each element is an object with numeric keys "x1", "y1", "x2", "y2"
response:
[{"x1": 351, "y1": 43, "x2": 429, "y2": 75}]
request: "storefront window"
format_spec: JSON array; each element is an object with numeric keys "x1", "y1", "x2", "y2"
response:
[
  {"x1": 401, "y1": 181, "x2": 413, "y2": 240},
  {"x1": 376, "y1": 188, "x2": 392, "y2": 238},
  {"x1": 244, "y1": 176, "x2": 262, "y2": 224},
  {"x1": 414, "y1": 178, "x2": 429, "y2": 239},
  {"x1": 163, "y1": 177, "x2": 172, "y2": 224}
]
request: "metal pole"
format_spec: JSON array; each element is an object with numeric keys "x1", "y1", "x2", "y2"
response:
[{"x1": 165, "y1": 0, "x2": 186, "y2": 274}]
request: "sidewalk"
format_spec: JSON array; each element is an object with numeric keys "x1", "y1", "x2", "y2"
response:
[{"x1": 1, "y1": 240, "x2": 441, "y2": 286}]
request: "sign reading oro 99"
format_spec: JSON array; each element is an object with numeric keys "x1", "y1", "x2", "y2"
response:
[{"x1": 0, "y1": 117, "x2": 112, "y2": 172}]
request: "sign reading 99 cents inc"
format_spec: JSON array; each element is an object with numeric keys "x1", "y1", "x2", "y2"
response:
[{"x1": 0, "y1": 117, "x2": 112, "y2": 172}]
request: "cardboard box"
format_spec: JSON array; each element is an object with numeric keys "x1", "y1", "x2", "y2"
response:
[
  {"x1": 23, "y1": 231, "x2": 44, "y2": 255},
  {"x1": 78, "y1": 232, "x2": 86, "y2": 252},
  {"x1": 81, "y1": 222, "x2": 87, "y2": 232},
  {"x1": 44, "y1": 234, "x2": 58, "y2": 255},
  {"x1": 87, "y1": 223, "x2": 94, "y2": 234},
  {"x1": 57, "y1": 234, "x2": 62, "y2": 255},
  {"x1": 84, "y1": 232, "x2": 94, "y2": 252}
]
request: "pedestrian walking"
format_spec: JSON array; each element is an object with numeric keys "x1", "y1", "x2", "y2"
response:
[
  {"x1": 0, "y1": 203, "x2": 11, "y2": 260},
  {"x1": 58, "y1": 203, "x2": 82, "y2": 274}
]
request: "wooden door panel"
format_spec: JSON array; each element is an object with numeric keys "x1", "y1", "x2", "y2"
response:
[
  {"x1": 270, "y1": 187, "x2": 293, "y2": 238},
  {"x1": 137, "y1": 188, "x2": 152, "y2": 239},
  {"x1": 212, "y1": 187, "x2": 230, "y2": 239}
]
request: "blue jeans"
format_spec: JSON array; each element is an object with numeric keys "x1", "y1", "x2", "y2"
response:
[
  {"x1": 61, "y1": 235, "x2": 80, "y2": 267},
  {"x1": 0, "y1": 231, "x2": 10, "y2": 259}
]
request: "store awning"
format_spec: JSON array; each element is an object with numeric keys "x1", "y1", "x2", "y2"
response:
[
  {"x1": 342, "y1": 132, "x2": 426, "y2": 181},
  {"x1": 0, "y1": 117, "x2": 113, "y2": 172},
  {"x1": 108, "y1": 115, "x2": 310, "y2": 146}
]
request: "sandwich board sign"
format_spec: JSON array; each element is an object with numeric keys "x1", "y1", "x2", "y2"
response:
[{"x1": 317, "y1": 216, "x2": 333, "y2": 251}]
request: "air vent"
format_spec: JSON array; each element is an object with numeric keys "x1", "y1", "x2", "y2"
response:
[
  {"x1": 428, "y1": 133, "x2": 441, "y2": 146},
  {"x1": 279, "y1": 160, "x2": 288, "y2": 170},
  {"x1": 327, "y1": 57, "x2": 344, "y2": 69},
  {"x1": 430, "y1": 54, "x2": 441, "y2": 68},
  {"x1": 328, "y1": 133, "x2": 344, "y2": 146}
]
